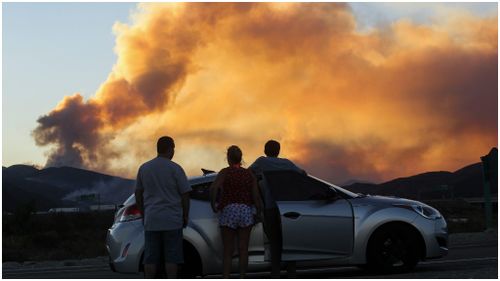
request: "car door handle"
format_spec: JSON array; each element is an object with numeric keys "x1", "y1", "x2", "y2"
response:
[{"x1": 283, "y1": 212, "x2": 301, "y2": 219}]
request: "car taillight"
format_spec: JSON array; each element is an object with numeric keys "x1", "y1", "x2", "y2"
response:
[{"x1": 119, "y1": 204, "x2": 142, "y2": 222}]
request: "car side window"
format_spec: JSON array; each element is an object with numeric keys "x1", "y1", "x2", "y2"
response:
[
  {"x1": 264, "y1": 170, "x2": 333, "y2": 201},
  {"x1": 190, "y1": 182, "x2": 212, "y2": 201}
]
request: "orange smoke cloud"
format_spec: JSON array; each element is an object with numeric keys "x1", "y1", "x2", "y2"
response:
[{"x1": 33, "y1": 3, "x2": 497, "y2": 184}]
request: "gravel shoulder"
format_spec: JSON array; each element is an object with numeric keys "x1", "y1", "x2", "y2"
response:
[{"x1": 449, "y1": 230, "x2": 498, "y2": 247}]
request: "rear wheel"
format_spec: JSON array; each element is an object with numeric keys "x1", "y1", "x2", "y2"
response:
[
  {"x1": 366, "y1": 224, "x2": 421, "y2": 273},
  {"x1": 178, "y1": 241, "x2": 203, "y2": 278},
  {"x1": 139, "y1": 242, "x2": 202, "y2": 278}
]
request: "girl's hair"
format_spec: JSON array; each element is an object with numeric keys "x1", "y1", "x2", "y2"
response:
[{"x1": 227, "y1": 145, "x2": 243, "y2": 165}]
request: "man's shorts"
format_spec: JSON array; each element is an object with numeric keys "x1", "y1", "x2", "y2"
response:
[
  {"x1": 144, "y1": 229, "x2": 183, "y2": 264},
  {"x1": 219, "y1": 203, "x2": 255, "y2": 229}
]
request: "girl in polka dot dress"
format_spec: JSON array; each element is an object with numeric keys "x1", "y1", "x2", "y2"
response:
[{"x1": 210, "y1": 145, "x2": 262, "y2": 278}]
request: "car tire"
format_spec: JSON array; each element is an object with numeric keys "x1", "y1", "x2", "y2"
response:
[
  {"x1": 178, "y1": 242, "x2": 203, "y2": 278},
  {"x1": 366, "y1": 224, "x2": 421, "y2": 273},
  {"x1": 139, "y1": 242, "x2": 202, "y2": 278}
]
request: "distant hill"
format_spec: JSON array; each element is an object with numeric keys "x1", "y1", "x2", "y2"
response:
[
  {"x1": 3, "y1": 164, "x2": 39, "y2": 180},
  {"x1": 339, "y1": 179, "x2": 374, "y2": 187},
  {"x1": 343, "y1": 163, "x2": 490, "y2": 200},
  {"x1": 2, "y1": 165, "x2": 135, "y2": 212},
  {"x1": 3, "y1": 161, "x2": 491, "y2": 212}
]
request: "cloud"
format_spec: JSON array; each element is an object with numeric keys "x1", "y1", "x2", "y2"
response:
[
  {"x1": 32, "y1": 3, "x2": 497, "y2": 183},
  {"x1": 32, "y1": 94, "x2": 102, "y2": 168}
]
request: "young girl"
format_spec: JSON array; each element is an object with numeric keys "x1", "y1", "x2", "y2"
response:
[{"x1": 210, "y1": 145, "x2": 262, "y2": 278}]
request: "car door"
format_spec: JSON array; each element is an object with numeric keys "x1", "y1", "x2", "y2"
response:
[{"x1": 263, "y1": 170, "x2": 354, "y2": 261}]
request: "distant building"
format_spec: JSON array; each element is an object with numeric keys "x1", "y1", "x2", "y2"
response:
[
  {"x1": 89, "y1": 204, "x2": 117, "y2": 211},
  {"x1": 48, "y1": 207, "x2": 80, "y2": 213},
  {"x1": 47, "y1": 204, "x2": 117, "y2": 213}
]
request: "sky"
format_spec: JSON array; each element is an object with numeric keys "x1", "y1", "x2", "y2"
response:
[
  {"x1": 2, "y1": 2, "x2": 498, "y2": 184},
  {"x1": 3, "y1": 2, "x2": 136, "y2": 168}
]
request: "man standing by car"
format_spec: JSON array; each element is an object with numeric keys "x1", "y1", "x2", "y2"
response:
[
  {"x1": 135, "y1": 136, "x2": 192, "y2": 278},
  {"x1": 249, "y1": 140, "x2": 305, "y2": 278}
]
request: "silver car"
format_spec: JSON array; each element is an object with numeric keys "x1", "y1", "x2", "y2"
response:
[{"x1": 106, "y1": 170, "x2": 448, "y2": 277}]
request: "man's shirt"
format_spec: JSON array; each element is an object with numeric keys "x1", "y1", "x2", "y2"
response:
[
  {"x1": 249, "y1": 156, "x2": 304, "y2": 209},
  {"x1": 136, "y1": 157, "x2": 191, "y2": 231},
  {"x1": 249, "y1": 156, "x2": 303, "y2": 175}
]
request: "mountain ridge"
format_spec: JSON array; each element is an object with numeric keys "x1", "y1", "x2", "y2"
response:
[
  {"x1": 3, "y1": 165, "x2": 134, "y2": 212},
  {"x1": 2, "y1": 161, "x2": 493, "y2": 212},
  {"x1": 343, "y1": 162, "x2": 491, "y2": 200}
]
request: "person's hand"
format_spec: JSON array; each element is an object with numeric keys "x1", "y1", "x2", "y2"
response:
[
  {"x1": 211, "y1": 203, "x2": 218, "y2": 213},
  {"x1": 183, "y1": 215, "x2": 189, "y2": 228},
  {"x1": 254, "y1": 212, "x2": 263, "y2": 224},
  {"x1": 254, "y1": 208, "x2": 263, "y2": 223}
]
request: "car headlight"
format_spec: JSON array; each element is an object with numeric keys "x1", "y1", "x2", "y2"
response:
[{"x1": 393, "y1": 203, "x2": 442, "y2": 220}]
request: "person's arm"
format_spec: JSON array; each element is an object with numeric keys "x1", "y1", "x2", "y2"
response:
[
  {"x1": 175, "y1": 166, "x2": 192, "y2": 228},
  {"x1": 181, "y1": 192, "x2": 190, "y2": 228},
  {"x1": 250, "y1": 173, "x2": 263, "y2": 214},
  {"x1": 248, "y1": 158, "x2": 262, "y2": 177},
  {"x1": 134, "y1": 168, "x2": 145, "y2": 219},
  {"x1": 248, "y1": 158, "x2": 258, "y2": 171},
  {"x1": 209, "y1": 169, "x2": 226, "y2": 213},
  {"x1": 250, "y1": 160, "x2": 266, "y2": 184}
]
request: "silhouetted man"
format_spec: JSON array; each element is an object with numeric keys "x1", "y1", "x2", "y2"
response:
[
  {"x1": 135, "y1": 136, "x2": 191, "y2": 278},
  {"x1": 249, "y1": 140, "x2": 305, "y2": 278}
]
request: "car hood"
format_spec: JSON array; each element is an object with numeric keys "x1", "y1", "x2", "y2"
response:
[{"x1": 352, "y1": 194, "x2": 423, "y2": 206}]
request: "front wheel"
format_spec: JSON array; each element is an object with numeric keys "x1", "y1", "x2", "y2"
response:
[{"x1": 366, "y1": 224, "x2": 421, "y2": 273}]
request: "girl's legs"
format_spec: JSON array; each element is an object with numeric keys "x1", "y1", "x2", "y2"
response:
[
  {"x1": 221, "y1": 226, "x2": 236, "y2": 278},
  {"x1": 237, "y1": 226, "x2": 252, "y2": 278}
]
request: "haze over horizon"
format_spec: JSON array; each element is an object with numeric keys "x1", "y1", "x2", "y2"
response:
[{"x1": 3, "y1": 3, "x2": 498, "y2": 184}]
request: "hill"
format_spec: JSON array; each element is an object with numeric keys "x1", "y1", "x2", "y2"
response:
[
  {"x1": 343, "y1": 163, "x2": 489, "y2": 200},
  {"x1": 3, "y1": 161, "x2": 491, "y2": 212},
  {"x1": 2, "y1": 165, "x2": 134, "y2": 212}
]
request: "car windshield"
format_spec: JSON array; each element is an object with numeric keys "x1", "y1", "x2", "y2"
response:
[{"x1": 308, "y1": 174, "x2": 360, "y2": 198}]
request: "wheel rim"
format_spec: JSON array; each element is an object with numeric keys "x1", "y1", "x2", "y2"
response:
[{"x1": 378, "y1": 233, "x2": 407, "y2": 267}]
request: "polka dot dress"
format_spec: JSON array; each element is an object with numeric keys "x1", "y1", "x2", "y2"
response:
[
  {"x1": 219, "y1": 203, "x2": 255, "y2": 229},
  {"x1": 217, "y1": 167, "x2": 255, "y2": 229}
]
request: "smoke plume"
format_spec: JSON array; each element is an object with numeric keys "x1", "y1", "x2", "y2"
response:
[{"x1": 33, "y1": 3, "x2": 497, "y2": 183}]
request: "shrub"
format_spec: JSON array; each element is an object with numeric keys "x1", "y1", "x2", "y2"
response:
[{"x1": 3, "y1": 211, "x2": 114, "y2": 262}]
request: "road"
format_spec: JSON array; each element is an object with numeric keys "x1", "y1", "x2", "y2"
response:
[{"x1": 3, "y1": 243, "x2": 497, "y2": 279}]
